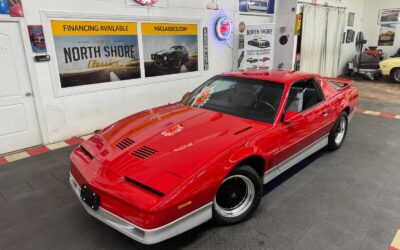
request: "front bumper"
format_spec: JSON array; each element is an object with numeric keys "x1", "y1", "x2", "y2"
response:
[{"x1": 69, "y1": 173, "x2": 212, "y2": 245}]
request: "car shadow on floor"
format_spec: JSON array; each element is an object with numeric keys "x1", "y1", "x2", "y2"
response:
[{"x1": 127, "y1": 150, "x2": 327, "y2": 250}]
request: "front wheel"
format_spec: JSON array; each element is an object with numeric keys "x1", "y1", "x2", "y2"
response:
[
  {"x1": 390, "y1": 68, "x2": 400, "y2": 83},
  {"x1": 327, "y1": 112, "x2": 348, "y2": 150},
  {"x1": 212, "y1": 165, "x2": 262, "y2": 225}
]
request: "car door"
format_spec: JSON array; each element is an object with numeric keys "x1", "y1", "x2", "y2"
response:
[{"x1": 275, "y1": 78, "x2": 327, "y2": 166}]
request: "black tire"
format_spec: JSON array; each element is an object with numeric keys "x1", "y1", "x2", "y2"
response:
[
  {"x1": 390, "y1": 68, "x2": 400, "y2": 83},
  {"x1": 327, "y1": 112, "x2": 348, "y2": 150},
  {"x1": 172, "y1": 57, "x2": 182, "y2": 70},
  {"x1": 212, "y1": 165, "x2": 262, "y2": 225}
]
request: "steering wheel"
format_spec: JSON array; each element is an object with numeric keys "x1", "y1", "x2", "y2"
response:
[{"x1": 256, "y1": 100, "x2": 276, "y2": 112}]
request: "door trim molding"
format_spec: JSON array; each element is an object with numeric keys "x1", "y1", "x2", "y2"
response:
[{"x1": 0, "y1": 18, "x2": 49, "y2": 145}]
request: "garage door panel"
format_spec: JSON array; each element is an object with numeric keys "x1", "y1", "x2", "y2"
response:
[
  {"x1": 0, "y1": 34, "x2": 20, "y2": 98},
  {"x1": 0, "y1": 104, "x2": 28, "y2": 137}
]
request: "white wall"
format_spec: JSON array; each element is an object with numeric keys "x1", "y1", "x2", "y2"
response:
[
  {"x1": 20, "y1": 0, "x2": 237, "y2": 144},
  {"x1": 362, "y1": 0, "x2": 400, "y2": 57},
  {"x1": 297, "y1": 0, "x2": 366, "y2": 75}
]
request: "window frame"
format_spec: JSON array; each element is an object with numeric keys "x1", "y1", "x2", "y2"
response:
[{"x1": 283, "y1": 77, "x2": 325, "y2": 115}]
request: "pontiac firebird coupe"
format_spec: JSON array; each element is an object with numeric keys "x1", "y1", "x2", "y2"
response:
[{"x1": 69, "y1": 70, "x2": 358, "y2": 244}]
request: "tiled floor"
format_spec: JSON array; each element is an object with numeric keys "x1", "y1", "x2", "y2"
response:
[{"x1": 0, "y1": 97, "x2": 399, "y2": 249}]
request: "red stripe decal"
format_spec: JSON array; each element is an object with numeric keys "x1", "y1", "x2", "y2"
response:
[
  {"x1": 26, "y1": 146, "x2": 50, "y2": 156},
  {"x1": 388, "y1": 246, "x2": 399, "y2": 250},
  {"x1": 0, "y1": 157, "x2": 8, "y2": 166},
  {"x1": 380, "y1": 112, "x2": 397, "y2": 119},
  {"x1": 65, "y1": 137, "x2": 85, "y2": 146}
]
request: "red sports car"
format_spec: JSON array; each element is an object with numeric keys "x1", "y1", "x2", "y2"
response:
[{"x1": 69, "y1": 70, "x2": 358, "y2": 244}]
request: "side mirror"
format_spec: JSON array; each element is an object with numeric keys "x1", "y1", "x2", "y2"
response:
[
  {"x1": 181, "y1": 92, "x2": 191, "y2": 102},
  {"x1": 283, "y1": 111, "x2": 303, "y2": 124}
]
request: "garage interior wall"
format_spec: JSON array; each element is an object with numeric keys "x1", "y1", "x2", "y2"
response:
[
  {"x1": 362, "y1": 0, "x2": 400, "y2": 57},
  {"x1": 297, "y1": 0, "x2": 366, "y2": 75},
  {"x1": 22, "y1": 0, "x2": 240, "y2": 144}
]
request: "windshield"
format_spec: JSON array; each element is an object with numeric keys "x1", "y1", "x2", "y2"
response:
[{"x1": 182, "y1": 76, "x2": 284, "y2": 123}]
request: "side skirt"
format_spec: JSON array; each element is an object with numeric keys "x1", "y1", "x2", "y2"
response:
[{"x1": 263, "y1": 134, "x2": 329, "y2": 184}]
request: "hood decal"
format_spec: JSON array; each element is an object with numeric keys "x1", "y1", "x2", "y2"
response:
[{"x1": 162, "y1": 124, "x2": 184, "y2": 137}]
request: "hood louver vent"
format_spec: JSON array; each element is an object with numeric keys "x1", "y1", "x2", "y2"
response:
[
  {"x1": 90, "y1": 134, "x2": 103, "y2": 144},
  {"x1": 116, "y1": 138, "x2": 135, "y2": 150},
  {"x1": 132, "y1": 146, "x2": 158, "y2": 159}
]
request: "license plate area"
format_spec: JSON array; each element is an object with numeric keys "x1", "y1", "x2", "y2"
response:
[{"x1": 80, "y1": 184, "x2": 100, "y2": 210}]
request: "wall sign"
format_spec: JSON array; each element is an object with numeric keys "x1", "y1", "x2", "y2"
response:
[
  {"x1": 28, "y1": 25, "x2": 46, "y2": 53},
  {"x1": 0, "y1": 0, "x2": 10, "y2": 14},
  {"x1": 239, "y1": 23, "x2": 275, "y2": 70},
  {"x1": 378, "y1": 8, "x2": 400, "y2": 24},
  {"x1": 215, "y1": 16, "x2": 233, "y2": 41},
  {"x1": 141, "y1": 22, "x2": 199, "y2": 77},
  {"x1": 135, "y1": 0, "x2": 158, "y2": 5},
  {"x1": 8, "y1": 0, "x2": 23, "y2": 17},
  {"x1": 203, "y1": 27, "x2": 209, "y2": 71},
  {"x1": 378, "y1": 24, "x2": 396, "y2": 46},
  {"x1": 239, "y1": 0, "x2": 275, "y2": 15},
  {"x1": 50, "y1": 20, "x2": 141, "y2": 88}
]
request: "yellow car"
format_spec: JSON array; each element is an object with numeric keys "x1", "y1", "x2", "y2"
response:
[{"x1": 379, "y1": 57, "x2": 400, "y2": 82}]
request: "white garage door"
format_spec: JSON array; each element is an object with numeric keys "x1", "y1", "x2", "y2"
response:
[{"x1": 0, "y1": 22, "x2": 41, "y2": 155}]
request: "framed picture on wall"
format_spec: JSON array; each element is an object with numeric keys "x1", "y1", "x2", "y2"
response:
[
  {"x1": 346, "y1": 29, "x2": 355, "y2": 43},
  {"x1": 141, "y1": 22, "x2": 199, "y2": 77},
  {"x1": 378, "y1": 8, "x2": 400, "y2": 24},
  {"x1": 239, "y1": 0, "x2": 275, "y2": 15},
  {"x1": 378, "y1": 24, "x2": 396, "y2": 46},
  {"x1": 347, "y1": 12, "x2": 355, "y2": 27}
]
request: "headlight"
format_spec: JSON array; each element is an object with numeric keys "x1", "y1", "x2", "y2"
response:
[{"x1": 164, "y1": 56, "x2": 168, "y2": 61}]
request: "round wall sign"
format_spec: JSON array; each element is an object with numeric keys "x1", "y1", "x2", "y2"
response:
[
  {"x1": 215, "y1": 16, "x2": 233, "y2": 41},
  {"x1": 135, "y1": 0, "x2": 158, "y2": 5}
]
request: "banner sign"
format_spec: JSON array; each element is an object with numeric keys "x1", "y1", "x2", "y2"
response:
[
  {"x1": 239, "y1": 0, "x2": 274, "y2": 15},
  {"x1": 240, "y1": 23, "x2": 274, "y2": 70},
  {"x1": 142, "y1": 22, "x2": 198, "y2": 77},
  {"x1": 203, "y1": 27, "x2": 209, "y2": 71},
  {"x1": 51, "y1": 20, "x2": 141, "y2": 88}
]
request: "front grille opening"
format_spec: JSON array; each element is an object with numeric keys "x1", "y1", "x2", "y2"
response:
[
  {"x1": 132, "y1": 146, "x2": 157, "y2": 159},
  {"x1": 116, "y1": 138, "x2": 135, "y2": 150}
]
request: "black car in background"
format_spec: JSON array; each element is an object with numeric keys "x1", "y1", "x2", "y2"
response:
[
  {"x1": 248, "y1": 39, "x2": 270, "y2": 48},
  {"x1": 151, "y1": 45, "x2": 189, "y2": 70}
]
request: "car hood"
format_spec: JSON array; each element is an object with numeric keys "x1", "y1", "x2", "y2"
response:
[
  {"x1": 81, "y1": 103, "x2": 270, "y2": 194},
  {"x1": 154, "y1": 49, "x2": 176, "y2": 56}
]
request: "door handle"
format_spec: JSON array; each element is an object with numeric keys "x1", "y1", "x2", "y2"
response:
[
  {"x1": 25, "y1": 91, "x2": 32, "y2": 97},
  {"x1": 323, "y1": 109, "x2": 329, "y2": 117}
]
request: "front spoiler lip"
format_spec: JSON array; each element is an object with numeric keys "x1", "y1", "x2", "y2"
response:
[{"x1": 69, "y1": 173, "x2": 212, "y2": 245}]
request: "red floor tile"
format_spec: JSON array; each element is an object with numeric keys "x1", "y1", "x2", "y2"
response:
[
  {"x1": 65, "y1": 137, "x2": 84, "y2": 145},
  {"x1": 380, "y1": 112, "x2": 397, "y2": 119},
  {"x1": 26, "y1": 146, "x2": 50, "y2": 156},
  {"x1": 356, "y1": 108, "x2": 366, "y2": 113},
  {"x1": 0, "y1": 157, "x2": 7, "y2": 166}
]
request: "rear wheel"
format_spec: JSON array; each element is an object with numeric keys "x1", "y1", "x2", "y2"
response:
[
  {"x1": 390, "y1": 68, "x2": 400, "y2": 83},
  {"x1": 212, "y1": 165, "x2": 262, "y2": 225},
  {"x1": 327, "y1": 112, "x2": 348, "y2": 150}
]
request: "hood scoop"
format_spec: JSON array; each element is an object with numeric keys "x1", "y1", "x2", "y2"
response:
[
  {"x1": 116, "y1": 138, "x2": 135, "y2": 150},
  {"x1": 132, "y1": 146, "x2": 158, "y2": 159}
]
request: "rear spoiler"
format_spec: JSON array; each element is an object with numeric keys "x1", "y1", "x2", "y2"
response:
[{"x1": 324, "y1": 77, "x2": 353, "y2": 90}]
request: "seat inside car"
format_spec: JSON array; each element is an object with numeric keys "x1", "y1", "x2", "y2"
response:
[{"x1": 232, "y1": 83, "x2": 257, "y2": 108}]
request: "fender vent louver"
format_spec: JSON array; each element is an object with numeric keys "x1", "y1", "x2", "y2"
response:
[
  {"x1": 132, "y1": 146, "x2": 157, "y2": 159},
  {"x1": 125, "y1": 176, "x2": 164, "y2": 197},
  {"x1": 90, "y1": 134, "x2": 103, "y2": 144},
  {"x1": 116, "y1": 138, "x2": 135, "y2": 150}
]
